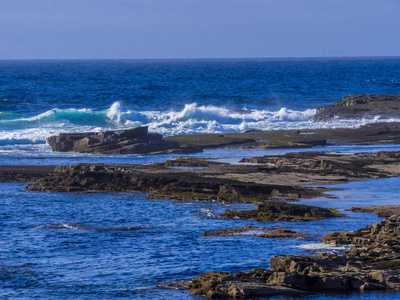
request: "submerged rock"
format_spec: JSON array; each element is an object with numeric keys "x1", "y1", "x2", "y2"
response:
[
  {"x1": 314, "y1": 94, "x2": 400, "y2": 122},
  {"x1": 46, "y1": 126, "x2": 201, "y2": 155}
]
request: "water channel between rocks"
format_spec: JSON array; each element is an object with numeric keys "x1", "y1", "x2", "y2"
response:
[{"x1": 1, "y1": 145, "x2": 400, "y2": 299}]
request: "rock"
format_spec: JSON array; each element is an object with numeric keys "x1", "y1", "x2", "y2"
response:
[
  {"x1": 26, "y1": 162, "x2": 322, "y2": 203},
  {"x1": 267, "y1": 272, "x2": 308, "y2": 290},
  {"x1": 0, "y1": 165, "x2": 56, "y2": 182},
  {"x1": 258, "y1": 229, "x2": 307, "y2": 239},
  {"x1": 218, "y1": 202, "x2": 343, "y2": 222},
  {"x1": 188, "y1": 269, "x2": 304, "y2": 298},
  {"x1": 166, "y1": 122, "x2": 400, "y2": 150},
  {"x1": 359, "y1": 282, "x2": 386, "y2": 292},
  {"x1": 314, "y1": 94, "x2": 400, "y2": 122},
  {"x1": 350, "y1": 205, "x2": 400, "y2": 217},
  {"x1": 189, "y1": 216, "x2": 400, "y2": 297},
  {"x1": 46, "y1": 126, "x2": 202, "y2": 155},
  {"x1": 203, "y1": 226, "x2": 307, "y2": 239},
  {"x1": 202, "y1": 226, "x2": 260, "y2": 236},
  {"x1": 322, "y1": 215, "x2": 400, "y2": 247}
]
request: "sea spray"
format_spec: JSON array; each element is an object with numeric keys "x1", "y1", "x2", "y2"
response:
[{"x1": 0, "y1": 101, "x2": 399, "y2": 147}]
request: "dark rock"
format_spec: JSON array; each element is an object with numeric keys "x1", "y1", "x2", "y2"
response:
[
  {"x1": 349, "y1": 205, "x2": 400, "y2": 218},
  {"x1": 218, "y1": 202, "x2": 343, "y2": 222},
  {"x1": 0, "y1": 165, "x2": 56, "y2": 182},
  {"x1": 188, "y1": 215, "x2": 400, "y2": 297},
  {"x1": 46, "y1": 126, "x2": 202, "y2": 155},
  {"x1": 26, "y1": 163, "x2": 320, "y2": 203},
  {"x1": 188, "y1": 269, "x2": 304, "y2": 298},
  {"x1": 322, "y1": 215, "x2": 400, "y2": 247},
  {"x1": 314, "y1": 94, "x2": 400, "y2": 122},
  {"x1": 203, "y1": 226, "x2": 307, "y2": 239},
  {"x1": 166, "y1": 122, "x2": 400, "y2": 151}
]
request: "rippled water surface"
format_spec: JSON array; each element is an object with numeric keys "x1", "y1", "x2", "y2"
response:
[
  {"x1": 1, "y1": 172, "x2": 400, "y2": 299},
  {"x1": 1, "y1": 58, "x2": 400, "y2": 299}
]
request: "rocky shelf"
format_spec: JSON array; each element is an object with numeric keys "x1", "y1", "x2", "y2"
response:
[
  {"x1": 218, "y1": 202, "x2": 343, "y2": 222},
  {"x1": 24, "y1": 150, "x2": 400, "y2": 201},
  {"x1": 46, "y1": 126, "x2": 202, "y2": 155},
  {"x1": 165, "y1": 215, "x2": 400, "y2": 298},
  {"x1": 47, "y1": 122, "x2": 400, "y2": 155},
  {"x1": 314, "y1": 94, "x2": 400, "y2": 122},
  {"x1": 349, "y1": 205, "x2": 400, "y2": 218},
  {"x1": 202, "y1": 226, "x2": 307, "y2": 239}
]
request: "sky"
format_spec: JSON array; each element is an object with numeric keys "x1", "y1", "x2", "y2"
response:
[{"x1": 1, "y1": 0, "x2": 399, "y2": 59}]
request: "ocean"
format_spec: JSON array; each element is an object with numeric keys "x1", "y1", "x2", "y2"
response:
[{"x1": 1, "y1": 58, "x2": 400, "y2": 299}]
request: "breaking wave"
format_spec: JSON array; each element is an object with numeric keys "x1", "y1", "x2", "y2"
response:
[{"x1": 0, "y1": 101, "x2": 398, "y2": 146}]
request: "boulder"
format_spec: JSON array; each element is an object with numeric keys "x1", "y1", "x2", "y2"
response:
[{"x1": 46, "y1": 126, "x2": 202, "y2": 155}]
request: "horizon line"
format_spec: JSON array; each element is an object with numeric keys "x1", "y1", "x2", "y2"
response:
[{"x1": 0, "y1": 55, "x2": 399, "y2": 61}]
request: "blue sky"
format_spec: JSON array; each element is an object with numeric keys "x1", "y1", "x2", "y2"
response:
[{"x1": 1, "y1": 0, "x2": 399, "y2": 59}]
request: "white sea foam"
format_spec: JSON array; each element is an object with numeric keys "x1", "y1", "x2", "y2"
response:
[
  {"x1": 1, "y1": 102, "x2": 399, "y2": 147},
  {"x1": 296, "y1": 243, "x2": 351, "y2": 250}
]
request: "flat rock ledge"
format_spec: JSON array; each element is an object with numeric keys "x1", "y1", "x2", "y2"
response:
[
  {"x1": 203, "y1": 226, "x2": 307, "y2": 239},
  {"x1": 173, "y1": 215, "x2": 400, "y2": 298},
  {"x1": 26, "y1": 163, "x2": 322, "y2": 203},
  {"x1": 349, "y1": 205, "x2": 400, "y2": 218},
  {"x1": 218, "y1": 202, "x2": 343, "y2": 222},
  {"x1": 314, "y1": 94, "x2": 400, "y2": 122},
  {"x1": 47, "y1": 126, "x2": 201, "y2": 155}
]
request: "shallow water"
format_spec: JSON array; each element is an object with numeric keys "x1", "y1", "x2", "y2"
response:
[{"x1": 1, "y1": 172, "x2": 400, "y2": 299}]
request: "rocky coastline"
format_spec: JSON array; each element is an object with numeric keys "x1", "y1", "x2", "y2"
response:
[
  {"x1": 3, "y1": 95, "x2": 400, "y2": 298},
  {"x1": 165, "y1": 214, "x2": 400, "y2": 298}
]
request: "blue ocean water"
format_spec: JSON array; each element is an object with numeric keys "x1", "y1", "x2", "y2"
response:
[
  {"x1": 1, "y1": 57, "x2": 400, "y2": 145},
  {"x1": 1, "y1": 58, "x2": 400, "y2": 299}
]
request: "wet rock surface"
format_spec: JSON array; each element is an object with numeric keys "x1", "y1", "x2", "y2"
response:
[
  {"x1": 350, "y1": 205, "x2": 400, "y2": 217},
  {"x1": 203, "y1": 226, "x2": 307, "y2": 238},
  {"x1": 237, "y1": 150, "x2": 400, "y2": 184},
  {"x1": 0, "y1": 165, "x2": 56, "y2": 182},
  {"x1": 24, "y1": 151, "x2": 400, "y2": 203},
  {"x1": 183, "y1": 216, "x2": 400, "y2": 298},
  {"x1": 47, "y1": 126, "x2": 201, "y2": 155},
  {"x1": 47, "y1": 121, "x2": 400, "y2": 154},
  {"x1": 26, "y1": 162, "x2": 321, "y2": 203},
  {"x1": 166, "y1": 122, "x2": 400, "y2": 150},
  {"x1": 314, "y1": 94, "x2": 400, "y2": 122},
  {"x1": 218, "y1": 202, "x2": 342, "y2": 222},
  {"x1": 186, "y1": 269, "x2": 306, "y2": 298}
]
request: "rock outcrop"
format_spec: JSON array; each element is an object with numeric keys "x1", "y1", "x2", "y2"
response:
[
  {"x1": 350, "y1": 205, "x2": 400, "y2": 218},
  {"x1": 203, "y1": 226, "x2": 307, "y2": 239},
  {"x1": 24, "y1": 150, "x2": 400, "y2": 202},
  {"x1": 218, "y1": 202, "x2": 343, "y2": 222},
  {"x1": 0, "y1": 165, "x2": 56, "y2": 182},
  {"x1": 47, "y1": 122, "x2": 400, "y2": 155},
  {"x1": 46, "y1": 126, "x2": 201, "y2": 155},
  {"x1": 314, "y1": 94, "x2": 400, "y2": 122},
  {"x1": 26, "y1": 163, "x2": 321, "y2": 202},
  {"x1": 184, "y1": 215, "x2": 400, "y2": 298},
  {"x1": 187, "y1": 269, "x2": 305, "y2": 298}
]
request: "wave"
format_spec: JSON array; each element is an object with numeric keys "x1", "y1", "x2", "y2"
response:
[
  {"x1": 1, "y1": 101, "x2": 398, "y2": 146},
  {"x1": 38, "y1": 223, "x2": 148, "y2": 231}
]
